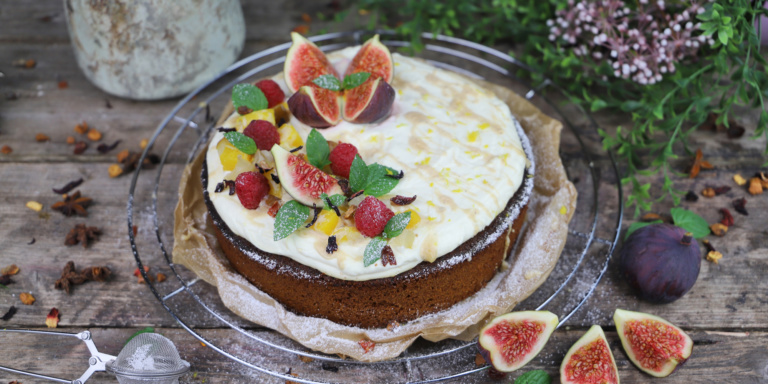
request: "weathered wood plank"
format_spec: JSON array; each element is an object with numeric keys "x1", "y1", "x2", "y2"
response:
[{"x1": 0, "y1": 327, "x2": 765, "y2": 383}]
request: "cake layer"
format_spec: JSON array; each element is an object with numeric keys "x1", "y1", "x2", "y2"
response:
[
  {"x1": 205, "y1": 49, "x2": 528, "y2": 281},
  {"x1": 203, "y1": 161, "x2": 530, "y2": 328}
]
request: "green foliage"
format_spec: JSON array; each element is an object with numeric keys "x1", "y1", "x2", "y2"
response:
[{"x1": 353, "y1": 0, "x2": 768, "y2": 214}]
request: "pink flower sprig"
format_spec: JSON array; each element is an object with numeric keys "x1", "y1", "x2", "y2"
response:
[{"x1": 548, "y1": 0, "x2": 713, "y2": 85}]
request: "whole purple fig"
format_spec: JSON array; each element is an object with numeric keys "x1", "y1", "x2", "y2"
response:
[{"x1": 619, "y1": 223, "x2": 701, "y2": 303}]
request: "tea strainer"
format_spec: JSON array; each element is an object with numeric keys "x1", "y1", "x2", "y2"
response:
[{"x1": 0, "y1": 329, "x2": 190, "y2": 384}]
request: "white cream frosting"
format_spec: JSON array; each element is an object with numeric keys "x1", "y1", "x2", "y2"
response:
[{"x1": 206, "y1": 48, "x2": 527, "y2": 281}]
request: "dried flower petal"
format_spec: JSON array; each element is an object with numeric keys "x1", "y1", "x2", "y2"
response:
[
  {"x1": 52, "y1": 178, "x2": 84, "y2": 194},
  {"x1": 640, "y1": 213, "x2": 662, "y2": 222},
  {"x1": 706, "y1": 250, "x2": 723, "y2": 264},
  {"x1": 689, "y1": 149, "x2": 703, "y2": 179},
  {"x1": 358, "y1": 339, "x2": 375, "y2": 354},
  {"x1": 710, "y1": 223, "x2": 728, "y2": 237},
  {"x1": 1, "y1": 306, "x2": 17, "y2": 321},
  {"x1": 1, "y1": 264, "x2": 19, "y2": 275},
  {"x1": 1, "y1": 145, "x2": 12, "y2": 154},
  {"x1": 701, "y1": 187, "x2": 715, "y2": 198},
  {"x1": 475, "y1": 353, "x2": 486, "y2": 366},
  {"x1": 108, "y1": 164, "x2": 123, "y2": 178},
  {"x1": 381, "y1": 245, "x2": 396, "y2": 266},
  {"x1": 26, "y1": 201, "x2": 43, "y2": 212},
  {"x1": 268, "y1": 201, "x2": 282, "y2": 218},
  {"x1": 720, "y1": 208, "x2": 734, "y2": 227},
  {"x1": 134, "y1": 266, "x2": 151, "y2": 284},
  {"x1": 299, "y1": 355, "x2": 314, "y2": 363},
  {"x1": 156, "y1": 273, "x2": 166, "y2": 283},
  {"x1": 684, "y1": 190, "x2": 698, "y2": 202},
  {"x1": 46, "y1": 308, "x2": 60, "y2": 328},
  {"x1": 73, "y1": 141, "x2": 88, "y2": 154},
  {"x1": 390, "y1": 195, "x2": 417, "y2": 206},
  {"x1": 35, "y1": 133, "x2": 50, "y2": 142},
  {"x1": 97, "y1": 140, "x2": 121, "y2": 154},
  {"x1": 58, "y1": 80, "x2": 68, "y2": 89},
  {"x1": 733, "y1": 198, "x2": 748, "y2": 215},
  {"x1": 66, "y1": 136, "x2": 76, "y2": 144},
  {"x1": 748, "y1": 177, "x2": 763, "y2": 195},
  {"x1": 713, "y1": 186, "x2": 731, "y2": 195},
  {"x1": 0, "y1": 275, "x2": 13, "y2": 286},
  {"x1": 20, "y1": 292, "x2": 35, "y2": 305},
  {"x1": 733, "y1": 174, "x2": 747, "y2": 186},
  {"x1": 86, "y1": 129, "x2": 102, "y2": 141},
  {"x1": 74, "y1": 122, "x2": 89, "y2": 134},
  {"x1": 140, "y1": 138, "x2": 149, "y2": 149},
  {"x1": 326, "y1": 235, "x2": 338, "y2": 254},
  {"x1": 702, "y1": 239, "x2": 716, "y2": 253}
]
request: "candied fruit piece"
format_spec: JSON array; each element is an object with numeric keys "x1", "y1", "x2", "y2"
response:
[
  {"x1": 217, "y1": 138, "x2": 253, "y2": 171},
  {"x1": 278, "y1": 123, "x2": 303, "y2": 149},
  {"x1": 405, "y1": 209, "x2": 420, "y2": 229},
  {"x1": 312, "y1": 210, "x2": 339, "y2": 236}
]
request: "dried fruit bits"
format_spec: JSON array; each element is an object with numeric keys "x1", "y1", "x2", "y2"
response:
[
  {"x1": 243, "y1": 120, "x2": 280, "y2": 151},
  {"x1": 254, "y1": 79, "x2": 285, "y2": 108},
  {"x1": 354, "y1": 196, "x2": 394, "y2": 237},
  {"x1": 329, "y1": 142, "x2": 359, "y2": 179},
  {"x1": 235, "y1": 171, "x2": 270, "y2": 209}
]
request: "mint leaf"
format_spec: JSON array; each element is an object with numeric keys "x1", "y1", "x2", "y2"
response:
[
  {"x1": 232, "y1": 84, "x2": 268, "y2": 112},
  {"x1": 383, "y1": 212, "x2": 411, "y2": 239},
  {"x1": 224, "y1": 131, "x2": 257, "y2": 155},
  {"x1": 625, "y1": 220, "x2": 662, "y2": 240},
  {"x1": 274, "y1": 200, "x2": 311, "y2": 240},
  {"x1": 349, "y1": 155, "x2": 368, "y2": 192},
  {"x1": 342, "y1": 72, "x2": 371, "y2": 90},
  {"x1": 312, "y1": 74, "x2": 342, "y2": 91},
  {"x1": 364, "y1": 163, "x2": 400, "y2": 197},
  {"x1": 306, "y1": 129, "x2": 331, "y2": 169},
  {"x1": 514, "y1": 370, "x2": 551, "y2": 384},
  {"x1": 670, "y1": 208, "x2": 710, "y2": 238},
  {"x1": 321, "y1": 193, "x2": 346, "y2": 210},
  {"x1": 125, "y1": 327, "x2": 154, "y2": 345},
  {"x1": 363, "y1": 236, "x2": 387, "y2": 267}
]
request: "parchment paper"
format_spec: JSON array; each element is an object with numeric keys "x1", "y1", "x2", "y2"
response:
[{"x1": 172, "y1": 79, "x2": 577, "y2": 362}]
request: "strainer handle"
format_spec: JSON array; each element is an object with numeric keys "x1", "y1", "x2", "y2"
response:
[{"x1": 0, "y1": 329, "x2": 116, "y2": 384}]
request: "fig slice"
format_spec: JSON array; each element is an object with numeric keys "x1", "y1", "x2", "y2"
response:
[
  {"x1": 342, "y1": 77, "x2": 395, "y2": 124},
  {"x1": 270, "y1": 144, "x2": 343, "y2": 207},
  {"x1": 477, "y1": 310, "x2": 558, "y2": 372},
  {"x1": 344, "y1": 34, "x2": 394, "y2": 83},
  {"x1": 287, "y1": 85, "x2": 342, "y2": 128},
  {"x1": 284, "y1": 32, "x2": 339, "y2": 93},
  {"x1": 614, "y1": 309, "x2": 693, "y2": 378},
  {"x1": 560, "y1": 325, "x2": 620, "y2": 384}
]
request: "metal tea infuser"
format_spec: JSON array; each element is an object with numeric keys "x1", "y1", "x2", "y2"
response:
[{"x1": 0, "y1": 329, "x2": 190, "y2": 384}]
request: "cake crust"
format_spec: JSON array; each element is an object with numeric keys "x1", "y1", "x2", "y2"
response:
[{"x1": 203, "y1": 161, "x2": 529, "y2": 328}]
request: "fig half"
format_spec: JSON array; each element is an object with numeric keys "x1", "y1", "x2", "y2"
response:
[
  {"x1": 342, "y1": 77, "x2": 395, "y2": 124},
  {"x1": 560, "y1": 325, "x2": 620, "y2": 384},
  {"x1": 287, "y1": 85, "x2": 342, "y2": 128},
  {"x1": 619, "y1": 223, "x2": 701, "y2": 303},
  {"x1": 614, "y1": 308, "x2": 693, "y2": 378},
  {"x1": 271, "y1": 144, "x2": 343, "y2": 207},
  {"x1": 344, "y1": 34, "x2": 394, "y2": 83},
  {"x1": 477, "y1": 311, "x2": 558, "y2": 372},
  {"x1": 284, "y1": 32, "x2": 339, "y2": 93}
]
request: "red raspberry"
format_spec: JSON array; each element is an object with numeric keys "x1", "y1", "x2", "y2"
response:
[
  {"x1": 355, "y1": 196, "x2": 394, "y2": 237},
  {"x1": 254, "y1": 79, "x2": 285, "y2": 108},
  {"x1": 243, "y1": 120, "x2": 280, "y2": 151},
  {"x1": 329, "y1": 142, "x2": 359, "y2": 179},
  {"x1": 235, "y1": 171, "x2": 270, "y2": 209}
]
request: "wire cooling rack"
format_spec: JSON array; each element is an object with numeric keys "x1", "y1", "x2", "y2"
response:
[{"x1": 127, "y1": 31, "x2": 624, "y2": 383}]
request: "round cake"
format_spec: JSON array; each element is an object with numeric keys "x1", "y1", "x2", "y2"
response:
[{"x1": 202, "y1": 37, "x2": 534, "y2": 329}]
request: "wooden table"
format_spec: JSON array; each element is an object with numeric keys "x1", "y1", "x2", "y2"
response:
[{"x1": 2, "y1": 1, "x2": 767, "y2": 383}]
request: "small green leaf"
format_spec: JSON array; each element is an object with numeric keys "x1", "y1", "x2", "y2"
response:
[
  {"x1": 625, "y1": 220, "x2": 662, "y2": 240},
  {"x1": 342, "y1": 72, "x2": 371, "y2": 90},
  {"x1": 383, "y1": 212, "x2": 411, "y2": 239},
  {"x1": 321, "y1": 193, "x2": 346, "y2": 210},
  {"x1": 232, "y1": 84, "x2": 268, "y2": 112},
  {"x1": 223, "y1": 131, "x2": 258, "y2": 155},
  {"x1": 274, "y1": 200, "x2": 311, "y2": 241},
  {"x1": 363, "y1": 236, "x2": 387, "y2": 267},
  {"x1": 364, "y1": 163, "x2": 400, "y2": 197},
  {"x1": 349, "y1": 155, "x2": 369, "y2": 193},
  {"x1": 651, "y1": 104, "x2": 664, "y2": 120},
  {"x1": 718, "y1": 29, "x2": 728, "y2": 45},
  {"x1": 670, "y1": 208, "x2": 710, "y2": 238},
  {"x1": 125, "y1": 327, "x2": 155, "y2": 345},
  {"x1": 515, "y1": 370, "x2": 551, "y2": 384},
  {"x1": 312, "y1": 74, "x2": 342, "y2": 91},
  {"x1": 590, "y1": 99, "x2": 607, "y2": 112},
  {"x1": 306, "y1": 129, "x2": 331, "y2": 169}
]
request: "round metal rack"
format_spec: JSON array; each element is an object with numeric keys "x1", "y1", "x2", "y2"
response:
[{"x1": 127, "y1": 31, "x2": 624, "y2": 383}]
